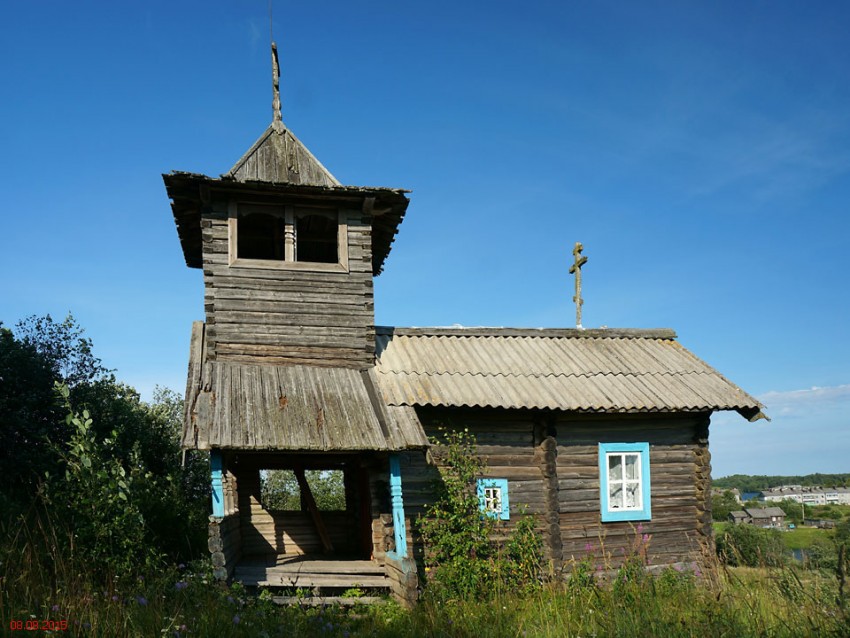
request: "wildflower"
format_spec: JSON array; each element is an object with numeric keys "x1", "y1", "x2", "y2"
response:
[
  {"x1": 136, "y1": 596, "x2": 148, "y2": 606},
  {"x1": 642, "y1": 534, "x2": 649, "y2": 543},
  {"x1": 175, "y1": 581, "x2": 189, "y2": 591},
  {"x1": 584, "y1": 542, "x2": 593, "y2": 552},
  {"x1": 51, "y1": 604, "x2": 59, "y2": 612},
  {"x1": 227, "y1": 595, "x2": 235, "y2": 604},
  {"x1": 637, "y1": 523, "x2": 643, "y2": 533},
  {"x1": 111, "y1": 595, "x2": 119, "y2": 602},
  {"x1": 232, "y1": 614, "x2": 241, "y2": 625},
  {"x1": 673, "y1": 564, "x2": 683, "y2": 572},
  {"x1": 178, "y1": 563, "x2": 186, "y2": 570},
  {"x1": 83, "y1": 622, "x2": 91, "y2": 629}
]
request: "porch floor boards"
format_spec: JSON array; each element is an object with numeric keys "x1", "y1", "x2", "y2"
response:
[{"x1": 233, "y1": 555, "x2": 390, "y2": 589}]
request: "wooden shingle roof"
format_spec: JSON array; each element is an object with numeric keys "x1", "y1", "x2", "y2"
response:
[
  {"x1": 225, "y1": 123, "x2": 340, "y2": 186},
  {"x1": 181, "y1": 323, "x2": 427, "y2": 451}
]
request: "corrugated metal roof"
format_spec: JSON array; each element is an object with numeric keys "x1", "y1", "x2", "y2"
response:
[
  {"x1": 374, "y1": 327, "x2": 765, "y2": 420},
  {"x1": 181, "y1": 323, "x2": 427, "y2": 451}
]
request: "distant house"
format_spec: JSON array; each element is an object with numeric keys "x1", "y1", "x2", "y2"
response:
[
  {"x1": 747, "y1": 507, "x2": 786, "y2": 529},
  {"x1": 759, "y1": 486, "x2": 850, "y2": 506},
  {"x1": 728, "y1": 510, "x2": 748, "y2": 525},
  {"x1": 729, "y1": 507, "x2": 785, "y2": 529}
]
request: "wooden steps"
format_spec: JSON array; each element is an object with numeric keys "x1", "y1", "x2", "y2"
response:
[
  {"x1": 233, "y1": 556, "x2": 391, "y2": 592},
  {"x1": 272, "y1": 596, "x2": 387, "y2": 607}
]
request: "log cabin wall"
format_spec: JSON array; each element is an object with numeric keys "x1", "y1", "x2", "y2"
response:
[
  {"x1": 556, "y1": 412, "x2": 712, "y2": 571},
  {"x1": 200, "y1": 199, "x2": 375, "y2": 369},
  {"x1": 389, "y1": 408, "x2": 712, "y2": 576},
  {"x1": 400, "y1": 407, "x2": 547, "y2": 564},
  {"x1": 233, "y1": 465, "x2": 358, "y2": 557}
]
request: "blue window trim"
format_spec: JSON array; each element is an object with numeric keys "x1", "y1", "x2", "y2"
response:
[
  {"x1": 598, "y1": 442, "x2": 651, "y2": 522},
  {"x1": 477, "y1": 478, "x2": 510, "y2": 520}
]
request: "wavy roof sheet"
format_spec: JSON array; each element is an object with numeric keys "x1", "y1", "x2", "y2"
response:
[{"x1": 374, "y1": 327, "x2": 765, "y2": 420}]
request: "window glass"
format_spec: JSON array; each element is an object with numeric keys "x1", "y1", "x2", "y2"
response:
[
  {"x1": 296, "y1": 213, "x2": 338, "y2": 263},
  {"x1": 483, "y1": 487, "x2": 502, "y2": 515},
  {"x1": 477, "y1": 478, "x2": 510, "y2": 520},
  {"x1": 599, "y1": 443, "x2": 651, "y2": 522},
  {"x1": 238, "y1": 213, "x2": 285, "y2": 260}
]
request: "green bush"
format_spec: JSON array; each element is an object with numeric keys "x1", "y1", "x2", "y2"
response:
[
  {"x1": 716, "y1": 523, "x2": 785, "y2": 567},
  {"x1": 418, "y1": 428, "x2": 542, "y2": 601}
]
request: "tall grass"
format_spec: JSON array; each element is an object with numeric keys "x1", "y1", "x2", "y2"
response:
[{"x1": 2, "y1": 507, "x2": 849, "y2": 637}]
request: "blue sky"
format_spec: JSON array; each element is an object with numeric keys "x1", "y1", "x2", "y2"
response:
[{"x1": 1, "y1": 1, "x2": 848, "y2": 478}]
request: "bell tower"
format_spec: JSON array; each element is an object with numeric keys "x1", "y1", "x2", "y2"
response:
[{"x1": 165, "y1": 44, "x2": 409, "y2": 370}]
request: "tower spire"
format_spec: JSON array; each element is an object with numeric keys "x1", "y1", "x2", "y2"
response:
[{"x1": 271, "y1": 42, "x2": 283, "y2": 133}]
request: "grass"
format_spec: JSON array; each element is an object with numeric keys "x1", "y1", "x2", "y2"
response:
[
  {"x1": 783, "y1": 526, "x2": 832, "y2": 550},
  {"x1": 3, "y1": 509, "x2": 849, "y2": 637},
  {"x1": 2, "y1": 563, "x2": 849, "y2": 637}
]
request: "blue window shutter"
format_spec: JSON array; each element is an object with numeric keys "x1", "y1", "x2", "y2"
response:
[
  {"x1": 210, "y1": 449, "x2": 225, "y2": 518},
  {"x1": 477, "y1": 478, "x2": 510, "y2": 520},
  {"x1": 598, "y1": 442, "x2": 651, "y2": 523}
]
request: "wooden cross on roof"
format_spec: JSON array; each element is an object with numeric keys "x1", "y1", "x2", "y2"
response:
[{"x1": 569, "y1": 242, "x2": 588, "y2": 329}]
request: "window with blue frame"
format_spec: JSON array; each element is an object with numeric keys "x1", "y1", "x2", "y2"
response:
[
  {"x1": 477, "y1": 478, "x2": 510, "y2": 520},
  {"x1": 598, "y1": 442, "x2": 651, "y2": 522}
]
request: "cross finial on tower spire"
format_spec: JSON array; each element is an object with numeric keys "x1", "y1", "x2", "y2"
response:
[
  {"x1": 271, "y1": 42, "x2": 283, "y2": 133},
  {"x1": 569, "y1": 242, "x2": 588, "y2": 329}
]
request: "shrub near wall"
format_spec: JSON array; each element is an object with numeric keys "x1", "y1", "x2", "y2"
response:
[{"x1": 418, "y1": 429, "x2": 542, "y2": 601}]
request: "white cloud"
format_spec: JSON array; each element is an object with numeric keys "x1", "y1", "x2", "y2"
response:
[{"x1": 759, "y1": 384, "x2": 850, "y2": 411}]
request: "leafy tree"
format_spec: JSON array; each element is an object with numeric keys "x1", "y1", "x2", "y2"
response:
[
  {"x1": 44, "y1": 385, "x2": 160, "y2": 575},
  {"x1": 0, "y1": 314, "x2": 111, "y2": 500},
  {"x1": 711, "y1": 489, "x2": 740, "y2": 521},
  {"x1": 261, "y1": 469, "x2": 345, "y2": 511},
  {"x1": 15, "y1": 313, "x2": 109, "y2": 387},
  {"x1": 773, "y1": 499, "x2": 805, "y2": 526},
  {"x1": 1, "y1": 313, "x2": 209, "y2": 564},
  {"x1": 0, "y1": 325, "x2": 63, "y2": 498}
]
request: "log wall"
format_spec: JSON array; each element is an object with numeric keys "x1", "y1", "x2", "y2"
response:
[
  {"x1": 235, "y1": 467, "x2": 358, "y2": 556},
  {"x1": 556, "y1": 413, "x2": 713, "y2": 571},
  {"x1": 209, "y1": 514, "x2": 241, "y2": 580},
  {"x1": 399, "y1": 408, "x2": 546, "y2": 566},
  {"x1": 201, "y1": 200, "x2": 375, "y2": 368},
  {"x1": 385, "y1": 553, "x2": 419, "y2": 607},
  {"x1": 393, "y1": 408, "x2": 713, "y2": 577}
]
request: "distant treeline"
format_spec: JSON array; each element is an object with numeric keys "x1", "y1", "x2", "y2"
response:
[{"x1": 714, "y1": 474, "x2": 850, "y2": 493}]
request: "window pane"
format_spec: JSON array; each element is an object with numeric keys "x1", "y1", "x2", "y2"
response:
[
  {"x1": 296, "y1": 213, "x2": 338, "y2": 263},
  {"x1": 625, "y1": 454, "x2": 640, "y2": 480},
  {"x1": 484, "y1": 487, "x2": 501, "y2": 513},
  {"x1": 609, "y1": 483, "x2": 623, "y2": 509},
  {"x1": 239, "y1": 213, "x2": 285, "y2": 260},
  {"x1": 608, "y1": 454, "x2": 623, "y2": 482},
  {"x1": 625, "y1": 482, "x2": 641, "y2": 509}
]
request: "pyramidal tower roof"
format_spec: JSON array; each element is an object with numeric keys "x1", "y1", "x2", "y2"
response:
[{"x1": 224, "y1": 43, "x2": 340, "y2": 186}]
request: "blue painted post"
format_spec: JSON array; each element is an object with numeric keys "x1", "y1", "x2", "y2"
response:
[
  {"x1": 211, "y1": 449, "x2": 225, "y2": 518},
  {"x1": 389, "y1": 454, "x2": 408, "y2": 558}
]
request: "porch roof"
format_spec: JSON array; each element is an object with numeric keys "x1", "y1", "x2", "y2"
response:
[{"x1": 182, "y1": 322, "x2": 427, "y2": 451}]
